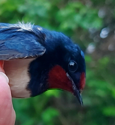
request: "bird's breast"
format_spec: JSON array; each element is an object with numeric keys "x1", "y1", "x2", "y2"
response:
[{"x1": 4, "y1": 58, "x2": 35, "y2": 98}]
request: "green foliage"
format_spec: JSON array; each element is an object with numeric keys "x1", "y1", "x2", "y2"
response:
[
  {"x1": 57, "y1": 2, "x2": 102, "y2": 31},
  {"x1": 41, "y1": 107, "x2": 59, "y2": 125},
  {"x1": 0, "y1": 0, "x2": 115, "y2": 125},
  {"x1": 103, "y1": 106, "x2": 115, "y2": 116},
  {"x1": 13, "y1": 90, "x2": 60, "y2": 125}
]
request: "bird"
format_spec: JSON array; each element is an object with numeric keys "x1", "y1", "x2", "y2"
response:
[{"x1": 0, "y1": 22, "x2": 86, "y2": 105}]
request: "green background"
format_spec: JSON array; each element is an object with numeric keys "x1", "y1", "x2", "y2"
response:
[{"x1": 0, "y1": 0, "x2": 115, "y2": 125}]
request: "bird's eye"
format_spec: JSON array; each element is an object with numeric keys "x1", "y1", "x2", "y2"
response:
[{"x1": 68, "y1": 60, "x2": 78, "y2": 72}]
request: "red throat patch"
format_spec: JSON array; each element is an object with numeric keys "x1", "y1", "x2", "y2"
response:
[{"x1": 48, "y1": 65, "x2": 73, "y2": 93}]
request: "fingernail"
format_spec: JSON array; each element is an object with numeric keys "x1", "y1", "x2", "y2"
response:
[{"x1": 0, "y1": 72, "x2": 9, "y2": 83}]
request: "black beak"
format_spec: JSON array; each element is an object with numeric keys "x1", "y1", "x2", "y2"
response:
[
  {"x1": 72, "y1": 81, "x2": 83, "y2": 105},
  {"x1": 66, "y1": 73, "x2": 83, "y2": 105}
]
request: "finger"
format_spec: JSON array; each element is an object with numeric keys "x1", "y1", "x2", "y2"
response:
[
  {"x1": 0, "y1": 62, "x2": 16, "y2": 125},
  {"x1": 0, "y1": 73, "x2": 16, "y2": 125}
]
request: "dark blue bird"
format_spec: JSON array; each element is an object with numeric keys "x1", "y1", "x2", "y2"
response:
[{"x1": 0, "y1": 22, "x2": 86, "y2": 105}]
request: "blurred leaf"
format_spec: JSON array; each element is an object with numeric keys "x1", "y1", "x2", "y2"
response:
[
  {"x1": 41, "y1": 107, "x2": 59, "y2": 125},
  {"x1": 102, "y1": 107, "x2": 115, "y2": 116},
  {"x1": 85, "y1": 55, "x2": 92, "y2": 62}
]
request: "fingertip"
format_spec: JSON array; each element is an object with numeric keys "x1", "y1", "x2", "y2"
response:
[{"x1": 0, "y1": 72, "x2": 9, "y2": 83}]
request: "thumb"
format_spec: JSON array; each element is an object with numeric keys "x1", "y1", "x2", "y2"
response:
[{"x1": 0, "y1": 61, "x2": 16, "y2": 125}]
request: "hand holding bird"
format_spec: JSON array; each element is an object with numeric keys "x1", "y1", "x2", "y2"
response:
[{"x1": 0, "y1": 61, "x2": 15, "y2": 125}]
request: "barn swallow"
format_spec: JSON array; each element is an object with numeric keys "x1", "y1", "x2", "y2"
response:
[{"x1": 0, "y1": 22, "x2": 86, "y2": 105}]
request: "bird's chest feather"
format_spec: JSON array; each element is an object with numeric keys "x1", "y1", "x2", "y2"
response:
[{"x1": 4, "y1": 58, "x2": 35, "y2": 98}]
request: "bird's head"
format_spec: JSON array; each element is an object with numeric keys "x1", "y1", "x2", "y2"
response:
[
  {"x1": 28, "y1": 32, "x2": 86, "y2": 105},
  {"x1": 47, "y1": 39, "x2": 85, "y2": 105}
]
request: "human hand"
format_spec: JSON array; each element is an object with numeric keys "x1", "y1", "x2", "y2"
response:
[{"x1": 0, "y1": 61, "x2": 15, "y2": 125}]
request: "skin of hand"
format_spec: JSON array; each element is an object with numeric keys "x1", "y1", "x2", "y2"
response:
[{"x1": 0, "y1": 61, "x2": 16, "y2": 125}]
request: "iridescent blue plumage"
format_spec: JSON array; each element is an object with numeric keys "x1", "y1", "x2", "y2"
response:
[{"x1": 0, "y1": 23, "x2": 46, "y2": 59}]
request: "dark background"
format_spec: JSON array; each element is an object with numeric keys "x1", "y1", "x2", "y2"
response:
[{"x1": 0, "y1": 0, "x2": 115, "y2": 125}]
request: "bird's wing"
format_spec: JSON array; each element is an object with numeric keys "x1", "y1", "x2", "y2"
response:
[{"x1": 0, "y1": 23, "x2": 46, "y2": 60}]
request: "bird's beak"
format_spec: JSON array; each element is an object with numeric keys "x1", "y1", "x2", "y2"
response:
[
  {"x1": 72, "y1": 81, "x2": 83, "y2": 105},
  {"x1": 66, "y1": 72, "x2": 85, "y2": 105}
]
